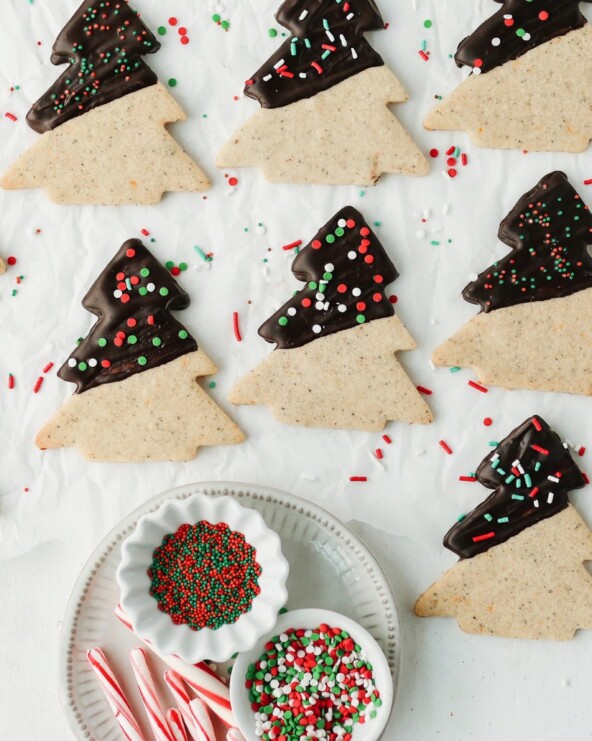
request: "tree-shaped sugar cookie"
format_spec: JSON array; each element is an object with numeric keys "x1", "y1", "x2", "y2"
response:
[
  {"x1": 433, "y1": 171, "x2": 592, "y2": 395},
  {"x1": 36, "y1": 239, "x2": 243, "y2": 461},
  {"x1": 424, "y1": 0, "x2": 592, "y2": 151},
  {"x1": 230, "y1": 207, "x2": 433, "y2": 428},
  {"x1": 217, "y1": 0, "x2": 428, "y2": 184},
  {"x1": 1, "y1": 0, "x2": 209, "y2": 204},
  {"x1": 415, "y1": 415, "x2": 592, "y2": 640}
]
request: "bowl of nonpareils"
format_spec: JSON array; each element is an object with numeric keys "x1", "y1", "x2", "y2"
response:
[
  {"x1": 230, "y1": 608, "x2": 394, "y2": 741},
  {"x1": 116, "y1": 492, "x2": 289, "y2": 664}
]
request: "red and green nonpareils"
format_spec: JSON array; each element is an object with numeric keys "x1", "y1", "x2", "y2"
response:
[
  {"x1": 246, "y1": 623, "x2": 382, "y2": 740},
  {"x1": 148, "y1": 520, "x2": 262, "y2": 631}
]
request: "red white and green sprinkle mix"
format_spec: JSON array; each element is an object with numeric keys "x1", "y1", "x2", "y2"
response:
[{"x1": 246, "y1": 623, "x2": 382, "y2": 741}]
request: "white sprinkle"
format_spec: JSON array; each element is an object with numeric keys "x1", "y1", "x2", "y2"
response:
[
  {"x1": 416, "y1": 230, "x2": 426, "y2": 239},
  {"x1": 113, "y1": 289, "x2": 122, "y2": 298},
  {"x1": 347, "y1": 12, "x2": 354, "y2": 20},
  {"x1": 472, "y1": 66, "x2": 482, "y2": 75},
  {"x1": 315, "y1": 301, "x2": 325, "y2": 310},
  {"x1": 548, "y1": 475, "x2": 560, "y2": 483},
  {"x1": 548, "y1": 492, "x2": 555, "y2": 504},
  {"x1": 352, "y1": 287, "x2": 361, "y2": 297},
  {"x1": 287, "y1": 307, "x2": 297, "y2": 316},
  {"x1": 338, "y1": 304, "x2": 347, "y2": 313},
  {"x1": 351, "y1": 47, "x2": 358, "y2": 59},
  {"x1": 347, "y1": 250, "x2": 357, "y2": 260},
  {"x1": 491, "y1": 37, "x2": 501, "y2": 46},
  {"x1": 441, "y1": 169, "x2": 452, "y2": 181},
  {"x1": 431, "y1": 225, "x2": 443, "y2": 233},
  {"x1": 337, "y1": 218, "x2": 347, "y2": 228},
  {"x1": 429, "y1": 359, "x2": 436, "y2": 371},
  {"x1": 442, "y1": 203, "x2": 451, "y2": 215},
  {"x1": 316, "y1": 292, "x2": 325, "y2": 301},
  {"x1": 534, "y1": 500, "x2": 540, "y2": 508},
  {"x1": 255, "y1": 223, "x2": 266, "y2": 235},
  {"x1": 340, "y1": 33, "x2": 347, "y2": 46},
  {"x1": 522, "y1": 32, "x2": 531, "y2": 41},
  {"x1": 299, "y1": 72, "x2": 307, "y2": 78},
  {"x1": 147, "y1": 282, "x2": 155, "y2": 292},
  {"x1": 415, "y1": 449, "x2": 426, "y2": 456},
  {"x1": 312, "y1": 324, "x2": 322, "y2": 334},
  {"x1": 422, "y1": 209, "x2": 430, "y2": 220},
  {"x1": 468, "y1": 272, "x2": 479, "y2": 282},
  {"x1": 263, "y1": 74, "x2": 272, "y2": 81},
  {"x1": 324, "y1": 262, "x2": 335, "y2": 271},
  {"x1": 326, "y1": 30, "x2": 335, "y2": 42},
  {"x1": 273, "y1": 58, "x2": 285, "y2": 69},
  {"x1": 88, "y1": 358, "x2": 97, "y2": 368},
  {"x1": 299, "y1": 9, "x2": 308, "y2": 19},
  {"x1": 68, "y1": 358, "x2": 77, "y2": 368}
]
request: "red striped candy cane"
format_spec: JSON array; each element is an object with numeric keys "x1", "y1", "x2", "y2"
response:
[
  {"x1": 115, "y1": 604, "x2": 235, "y2": 726},
  {"x1": 226, "y1": 729, "x2": 246, "y2": 741},
  {"x1": 166, "y1": 708, "x2": 189, "y2": 741},
  {"x1": 164, "y1": 671, "x2": 215, "y2": 741},
  {"x1": 189, "y1": 698, "x2": 215, "y2": 741},
  {"x1": 130, "y1": 648, "x2": 175, "y2": 741},
  {"x1": 86, "y1": 647, "x2": 145, "y2": 741}
]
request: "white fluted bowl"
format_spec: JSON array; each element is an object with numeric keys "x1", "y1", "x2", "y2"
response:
[{"x1": 116, "y1": 493, "x2": 289, "y2": 664}]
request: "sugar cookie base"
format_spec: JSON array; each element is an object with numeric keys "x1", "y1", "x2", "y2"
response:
[
  {"x1": 425, "y1": 26, "x2": 592, "y2": 152},
  {"x1": 433, "y1": 288, "x2": 592, "y2": 395},
  {"x1": 0, "y1": 257, "x2": 5, "y2": 275},
  {"x1": 217, "y1": 66, "x2": 429, "y2": 185},
  {"x1": 230, "y1": 316, "x2": 433, "y2": 429},
  {"x1": 415, "y1": 506, "x2": 592, "y2": 640},
  {"x1": 36, "y1": 350, "x2": 244, "y2": 462},
  {"x1": 1, "y1": 84, "x2": 210, "y2": 205}
]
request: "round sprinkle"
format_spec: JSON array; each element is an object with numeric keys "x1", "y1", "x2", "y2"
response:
[
  {"x1": 168, "y1": 78, "x2": 177, "y2": 87},
  {"x1": 179, "y1": 330, "x2": 189, "y2": 340},
  {"x1": 138, "y1": 356, "x2": 148, "y2": 366},
  {"x1": 423, "y1": 19, "x2": 433, "y2": 28}
]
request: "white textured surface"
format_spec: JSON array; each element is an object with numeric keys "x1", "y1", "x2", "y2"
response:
[{"x1": 0, "y1": 0, "x2": 591, "y2": 738}]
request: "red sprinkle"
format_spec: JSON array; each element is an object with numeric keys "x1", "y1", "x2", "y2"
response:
[
  {"x1": 483, "y1": 417, "x2": 493, "y2": 426},
  {"x1": 8, "y1": 374, "x2": 14, "y2": 390},
  {"x1": 7, "y1": 256, "x2": 17, "y2": 266},
  {"x1": 439, "y1": 440, "x2": 453, "y2": 455},
  {"x1": 531, "y1": 444, "x2": 549, "y2": 455},
  {"x1": 448, "y1": 168, "x2": 458, "y2": 178},
  {"x1": 472, "y1": 532, "x2": 495, "y2": 543},
  {"x1": 461, "y1": 153, "x2": 468, "y2": 166},
  {"x1": 33, "y1": 376, "x2": 44, "y2": 394},
  {"x1": 468, "y1": 380, "x2": 488, "y2": 393},
  {"x1": 578, "y1": 447, "x2": 586, "y2": 457},
  {"x1": 140, "y1": 228, "x2": 150, "y2": 237},
  {"x1": 282, "y1": 240, "x2": 303, "y2": 251},
  {"x1": 5, "y1": 112, "x2": 17, "y2": 122},
  {"x1": 349, "y1": 476, "x2": 368, "y2": 482},
  {"x1": 532, "y1": 417, "x2": 542, "y2": 431},
  {"x1": 42, "y1": 362, "x2": 54, "y2": 374},
  {"x1": 180, "y1": 36, "x2": 190, "y2": 45},
  {"x1": 429, "y1": 148, "x2": 439, "y2": 158},
  {"x1": 382, "y1": 435, "x2": 392, "y2": 444},
  {"x1": 446, "y1": 145, "x2": 456, "y2": 156},
  {"x1": 233, "y1": 311, "x2": 242, "y2": 342},
  {"x1": 418, "y1": 50, "x2": 429, "y2": 61},
  {"x1": 583, "y1": 472, "x2": 590, "y2": 485},
  {"x1": 178, "y1": 27, "x2": 188, "y2": 36},
  {"x1": 459, "y1": 476, "x2": 477, "y2": 482},
  {"x1": 528, "y1": 487, "x2": 540, "y2": 499},
  {"x1": 375, "y1": 449, "x2": 383, "y2": 460},
  {"x1": 228, "y1": 176, "x2": 239, "y2": 187},
  {"x1": 169, "y1": 17, "x2": 178, "y2": 26},
  {"x1": 584, "y1": 179, "x2": 592, "y2": 186},
  {"x1": 417, "y1": 385, "x2": 433, "y2": 395},
  {"x1": 446, "y1": 157, "x2": 457, "y2": 167}
]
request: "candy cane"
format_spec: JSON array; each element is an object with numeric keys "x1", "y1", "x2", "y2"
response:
[
  {"x1": 115, "y1": 604, "x2": 235, "y2": 726},
  {"x1": 164, "y1": 671, "x2": 215, "y2": 741},
  {"x1": 130, "y1": 648, "x2": 175, "y2": 741},
  {"x1": 189, "y1": 698, "x2": 215, "y2": 741},
  {"x1": 86, "y1": 648, "x2": 145, "y2": 741},
  {"x1": 166, "y1": 708, "x2": 189, "y2": 741},
  {"x1": 226, "y1": 729, "x2": 246, "y2": 741}
]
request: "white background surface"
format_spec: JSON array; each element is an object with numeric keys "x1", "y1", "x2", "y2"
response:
[{"x1": 0, "y1": 0, "x2": 591, "y2": 738}]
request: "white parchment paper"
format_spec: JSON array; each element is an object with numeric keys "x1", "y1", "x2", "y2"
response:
[{"x1": 0, "y1": 0, "x2": 590, "y2": 559}]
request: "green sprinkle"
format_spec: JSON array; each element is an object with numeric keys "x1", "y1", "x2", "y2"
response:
[
  {"x1": 484, "y1": 513, "x2": 493, "y2": 522},
  {"x1": 78, "y1": 361, "x2": 88, "y2": 371},
  {"x1": 498, "y1": 517, "x2": 509, "y2": 523},
  {"x1": 209, "y1": 381, "x2": 216, "y2": 388},
  {"x1": 278, "y1": 317, "x2": 288, "y2": 326},
  {"x1": 511, "y1": 494, "x2": 525, "y2": 501},
  {"x1": 423, "y1": 19, "x2": 433, "y2": 28},
  {"x1": 157, "y1": 26, "x2": 167, "y2": 35},
  {"x1": 449, "y1": 366, "x2": 461, "y2": 373},
  {"x1": 98, "y1": 338, "x2": 107, "y2": 347},
  {"x1": 356, "y1": 314, "x2": 366, "y2": 324},
  {"x1": 179, "y1": 330, "x2": 189, "y2": 339},
  {"x1": 128, "y1": 335, "x2": 138, "y2": 345},
  {"x1": 138, "y1": 356, "x2": 147, "y2": 367},
  {"x1": 179, "y1": 262, "x2": 188, "y2": 271},
  {"x1": 159, "y1": 287, "x2": 169, "y2": 297},
  {"x1": 168, "y1": 78, "x2": 177, "y2": 87},
  {"x1": 140, "y1": 267, "x2": 150, "y2": 277},
  {"x1": 152, "y1": 337, "x2": 162, "y2": 347},
  {"x1": 268, "y1": 28, "x2": 277, "y2": 37}
]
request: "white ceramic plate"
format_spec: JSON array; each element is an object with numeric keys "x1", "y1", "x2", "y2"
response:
[
  {"x1": 117, "y1": 493, "x2": 289, "y2": 664},
  {"x1": 231, "y1": 608, "x2": 394, "y2": 741},
  {"x1": 59, "y1": 482, "x2": 402, "y2": 740}
]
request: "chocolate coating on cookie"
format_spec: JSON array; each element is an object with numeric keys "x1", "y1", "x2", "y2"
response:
[
  {"x1": 455, "y1": 0, "x2": 590, "y2": 75},
  {"x1": 463, "y1": 171, "x2": 592, "y2": 312},
  {"x1": 59, "y1": 239, "x2": 197, "y2": 394},
  {"x1": 259, "y1": 206, "x2": 398, "y2": 350},
  {"x1": 444, "y1": 416, "x2": 586, "y2": 559},
  {"x1": 245, "y1": 0, "x2": 384, "y2": 109},
  {"x1": 27, "y1": 0, "x2": 160, "y2": 133}
]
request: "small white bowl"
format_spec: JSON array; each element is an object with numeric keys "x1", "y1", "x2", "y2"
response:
[
  {"x1": 116, "y1": 493, "x2": 289, "y2": 664},
  {"x1": 231, "y1": 608, "x2": 394, "y2": 741}
]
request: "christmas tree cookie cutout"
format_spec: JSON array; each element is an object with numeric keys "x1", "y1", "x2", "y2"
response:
[
  {"x1": 416, "y1": 416, "x2": 592, "y2": 640},
  {"x1": 434, "y1": 171, "x2": 592, "y2": 395},
  {"x1": 36, "y1": 239, "x2": 243, "y2": 462},
  {"x1": 1, "y1": 0, "x2": 210, "y2": 205},
  {"x1": 230, "y1": 207, "x2": 433, "y2": 429},
  {"x1": 425, "y1": 0, "x2": 592, "y2": 151},
  {"x1": 217, "y1": 0, "x2": 428, "y2": 184}
]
